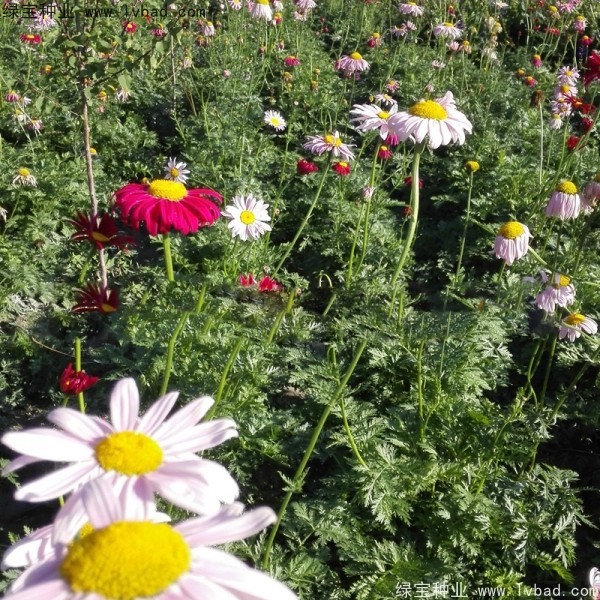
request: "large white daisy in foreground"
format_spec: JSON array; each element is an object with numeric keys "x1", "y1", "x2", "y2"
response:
[
  {"x1": 2, "y1": 378, "x2": 239, "y2": 516},
  {"x1": 221, "y1": 194, "x2": 272, "y2": 241},
  {"x1": 388, "y1": 91, "x2": 472, "y2": 149},
  {"x1": 4, "y1": 479, "x2": 298, "y2": 599}
]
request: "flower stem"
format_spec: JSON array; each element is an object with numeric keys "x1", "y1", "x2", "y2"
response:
[
  {"x1": 162, "y1": 234, "x2": 175, "y2": 282},
  {"x1": 450, "y1": 171, "x2": 474, "y2": 297},
  {"x1": 159, "y1": 312, "x2": 190, "y2": 396},
  {"x1": 75, "y1": 337, "x2": 85, "y2": 413},
  {"x1": 267, "y1": 290, "x2": 296, "y2": 344},
  {"x1": 261, "y1": 338, "x2": 368, "y2": 568}
]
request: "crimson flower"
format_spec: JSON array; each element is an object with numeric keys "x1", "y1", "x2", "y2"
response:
[
  {"x1": 114, "y1": 179, "x2": 222, "y2": 236},
  {"x1": 123, "y1": 20, "x2": 137, "y2": 33},
  {"x1": 404, "y1": 176, "x2": 423, "y2": 188},
  {"x1": 73, "y1": 283, "x2": 119, "y2": 314},
  {"x1": 258, "y1": 276, "x2": 283, "y2": 292},
  {"x1": 566, "y1": 135, "x2": 581, "y2": 151},
  {"x1": 581, "y1": 117, "x2": 594, "y2": 132},
  {"x1": 332, "y1": 161, "x2": 352, "y2": 176},
  {"x1": 583, "y1": 51, "x2": 600, "y2": 86},
  {"x1": 67, "y1": 211, "x2": 135, "y2": 250},
  {"x1": 20, "y1": 33, "x2": 41, "y2": 44},
  {"x1": 297, "y1": 158, "x2": 319, "y2": 175},
  {"x1": 60, "y1": 363, "x2": 99, "y2": 395},
  {"x1": 239, "y1": 273, "x2": 257, "y2": 286},
  {"x1": 378, "y1": 145, "x2": 393, "y2": 160}
]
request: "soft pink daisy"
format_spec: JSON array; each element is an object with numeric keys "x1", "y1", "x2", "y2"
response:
[
  {"x1": 2, "y1": 379, "x2": 239, "y2": 518},
  {"x1": 535, "y1": 273, "x2": 576, "y2": 314},
  {"x1": 545, "y1": 180, "x2": 581, "y2": 220},
  {"x1": 250, "y1": 0, "x2": 272, "y2": 20},
  {"x1": 433, "y1": 22, "x2": 462, "y2": 39},
  {"x1": 3, "y1": 479, "x2": 297, "y2": 600},
  {"x1": 494, "y1": 221, "x2": 531, "y2": 266},
  {"x1": 335, "y1": 51, "x2": 370, "y2": 74},
  {"x1": 388, "y1": 91, "x2": 472, "y2": 149},
  {"x1": 559, "y1": 313, "x2": 598, "y2": 342},
  {"x1": 398, "y1": 1, "x2": 423, "y2": 16},
  {"x1": 349, "y1": 103, "x2": 398, "y2": 140},
  {"x1": 303, "y1": 130, "x2": 355, "y2": 161},
  {"x1": 295, "y1": 0, "x2": 316, "y2": 9}
]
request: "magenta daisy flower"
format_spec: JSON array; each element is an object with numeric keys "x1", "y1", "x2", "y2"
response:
[
  {"x1": 535, "y1": 273, "x2": 576, "y2": 314},
  {"x1": 494, "y1": 221, "x2": 531, "y2": 266},
  {"x1": 388, "y1": 91, "x2": 472, "y2": 149},
  {"x1": 545, "y1": 180, "x2": 581, "y2": 220},
  {"x1": 559, "y1": 313, "x2": 598, "y2": 342},
  {"x1": 335, "y1": 52, "x2": 370, "y2": 74},
  {"x1": 433, "y1": 22, "x2": 462, "y2": 39},
  {"x1": 398, "y1": 2, "x2": 424, "y2": 16},
  {"x1": 3, "y1": 479, "x2": 297, "y2": 600},
  {"x1": 2, "y1": 378, "x2": 239, "y2": 518},
  {"x1": 302, "y1": 130, "x2": 355, "y2": 161},
  {"x1": 349, "y1": 103, "x2": 398, "y2": 140},
  {"x1": 114, "y1": 179, "x2": 222, "y2": 236}
]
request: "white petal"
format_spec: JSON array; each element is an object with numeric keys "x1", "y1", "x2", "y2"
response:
[
  {"x1": 2, "y1": 428, "x2": 94, "y2": 462},
  {"x1": 110, "y1": 378, "x2": 140, "y2": 431},
  {"x1": 152, "y1": 396, "x2": 214, "y2": 442},
  {"x1": 47, "y1": 408, "x2": 111, "y2": 442},
  {"x1": 136, "y1": 391, "x2": 179, "y2": 435},
  {"x1": 15, "y1": 462, "x2": 97, "y2": 502}
]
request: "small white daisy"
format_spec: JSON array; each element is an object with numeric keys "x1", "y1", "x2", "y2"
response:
[
  {"x1": 12, "y1": 167, "x2": 37, "y2": 187},
  {"x1": 221, "y1": 194, "x2": 272, "y2": 241},
  {"x1": 264, "y1": 110, "x2": 287, "y2": 131},
  {"x1": 164, "y1": 157, "x2": 191, "y2": 183}
]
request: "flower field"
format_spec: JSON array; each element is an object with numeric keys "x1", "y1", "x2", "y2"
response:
[{"x1": 1, "y1": 0, "x2": 599, "y2": 597}]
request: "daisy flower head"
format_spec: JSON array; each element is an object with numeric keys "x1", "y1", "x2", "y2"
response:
[
  {"x1": 535, "y1": 272, "x2": 576, "y2": 314},
  {"x1": 297, "y1": 158, "x2": 319, "y2": 175},
  {"x1": 335, "y1": 51, "x2": 370, "y2": 75},
  {"x1": 60, "y1": 363, "x2": 99, "y2": 396},
  {"x1": 221, "y1": 194, "x2": 272, "y2": 241},
  {"x1": 228, "y1": 0, "x2": 243, "y2": 9},
  {"x1": 250, "y1": 0, "x2": 272, "y2": 20},
  {"x1": 72, "y1": 283, "x2": 119, "y2": 313},
  {"x1": 258, "y1": 275, "x2": 283, "y2": 292},
  {"x1": 12, "y1": 167, "x2": 37, "y2": 187},
  {"x1": 303, "y1": 131, "x2": 355, "y2": 160},
  {"x1": 20, "y1": 32, "x2": 41, "y2": 45},
  {"x1": 350, "y1": 103, "x2": 398, "y2": 140},
  {"x1": 378, "y1": 145, "x2": 393, "y2": 160},
  {"x1": 559, "y1": 313, "x2": 598, "y2": 342},
  {"x1": 388, "y1": 91, "x2": 473, "y2": 150},
  {"x1": 398, "y1": 1, "x2": 423, "y2": 16},
  {"x1": 264, "y1": 109, "x2": 287, "y2": 131},
  {"x1": 164, "y1": 157, "x2": 190, "y2": 183},
  {"x1": 2, "y1": 478, "x2": 298, "y2": 600},
  {"x1": 284, "y1": 55, "x2": 300, "y2": 67},
  {"x1": 557, "y1": 65, "x2": 580, "y2": 86},
  {"x1": 433, "y1": 22, "x2": 462, "y2": 39},
  {"x1": 67, "y1": 211, "x2": 135, "y2": 251},
  {"x1": 494, "y1": 221, "x2": 531, "y2": 266},
  {"x1": 545, "y1": 180, "x2": 581, "y2": 220},
  {"x1": 332, "y1": 161, "x2": 352, "y2": 176},
  {"x1": 583, "y1": 176, "x2": 600, "y2": 212},
  {"x1": 374, "y1": 93, "x2": 397, "y2": 107},
  {"x1": 115, "y1": 179, "x2": 221, "y2": 236},
  {"x1": 1, "y1": 378, "x2": 239, "y2": 517},
  {"x1": 295, "y1": 0, "x2": 317, "y2": 9},
  {"x1": 5, "y1": 90, "x2": 20, "y2": 103}
]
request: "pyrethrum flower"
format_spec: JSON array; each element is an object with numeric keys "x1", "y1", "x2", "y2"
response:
[
  {"x1": 433, "y1": 22, "x2": 462, "y2": 39},
  {"x1": 297, "y1": 158, "x2": 319, "y2": 174},
  {"x1": 1, "y1": 378, "x2": 239, "y2": 516},
  {"x1": 332, "y1": 161, "x2": 352, "y2": 176},
  {"x1": 494, "y1": 221, "x2": 531, "y2": 266},
  {"x1": 72, "y1": 283, "x2": 119, "y2": 314},
  {"x1": 388, "y1": 91, "x2": 472, "y2": 149},
  {"x1": 67, "y1": 211, "x2": 135, "y2": 250},
  {"x1": 398, "y1": 2, "x2": 424, "y2": 16},
  {"x1": 545, "y1": 180, "x2": 581, "y2": 220},
  {"x1": 559, "y1": 313, "x2": 598, "y2": 342},
  {"x1": 164, "y1": 157, "x2": 190, "y2": 183},
  {"x1": 251, "y1": 0, "x2": 273, "y2": 20},
  {"x1": 2, "y1": 479, "x2": 298, "y2": 600},
  {"x1": 114, "y1": 179, "x2": 221, "y2": 236},
  {"x1": 12, "y1": 167, "x2": 37, "y2": 186},
  {"x1": 221, "y1": 194, "x2": 272, "y2": 241},
  {"x1": 335, "y1": 52, "x2": 370, "y2": 75},
  {"x1": 20, "y1": 33, "x2": 41, "y2": 45},
  {"x1": 303, "y1": 131, "x2": 355, "y2": 161},
  {"x1": 535, "y1": 273, "x2": 576, "y2": 314},
  {"x1": 264, "y1": 110, "x2": 287, "y2": 131},
  {"x1": 349, "y1": 103, "x2": 398, "y2": 140},
  {"x1": 60, "y1": 363, "x2": 99, "y2": 396}
]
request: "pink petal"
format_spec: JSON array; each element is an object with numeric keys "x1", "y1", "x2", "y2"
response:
[
  {"x1": 179, "y1": 574, "x2": 240, "y2": 600},
  {"x1": 159, "y1": 419, "x2": 237, "y2": 453},
  {"x1": 110, "y1": 378, "x2": 140, "y2": 431},
  {"x1": 2, "y1": 525, "x2": 54, "y2": 568},
  {"x1": 2, "y1": 454, "x2": 43, "y2": 475},
  {"x1": 2, "y1": 428, "x2": 94, "y2": 462},
  {"x1": 82, "y1": 477, "x2": 124, "y2": 528},
  {"x1": 47, "y1": 407, "x2": 111, "y2": 442},
  {"x1": 51, "y1": 490, "x2": 87, "y2": 544},
  {"x1": 9, "y1": 558, "x2": 65, "y2": 594},
  {"x1": 152, "y1": 396, "x2": 215, "y2": 441},
  {"x1": 136, "y1": 391, "x2": 179, "y2": 435}
]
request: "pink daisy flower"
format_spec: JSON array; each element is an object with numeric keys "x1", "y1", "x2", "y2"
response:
[
  {"x1": 350, "y1": 103, "x2": 398, "y2": 140},
  {"x1": 534, "y1": 272, "x2": 576, "y2": 314},
  {"x1": 545, "y1": 180, "x2": 581, "y2": 220},
  {"x1": 398, "y1": 1, "x2": 424, "y2": 16},
  {"x1": 303, "y1": 130, "x2": 355, "y2": 161},
  {"x1": 559, "y1": 313, "x2": 598, "y2": 342},
  {"x1": 1, "y1": 378, "x2": 239, "y2": 518},
  {"x1": 2, "y1": 478, "x2": 297, "y2": 600},
  {"x1": 335, "y1": 51, "x2": 370, "y2": 75},
  {"x1": 433, "y1": 22, "x2": 462, "y2": 39},
  {"x1": 114, "y1": 179, "x2": 222, "y2": 236},
  {"x1": 250, "y1": 0, "x2": 272, "y2": 20},
  {"x1": 388, "y1": 91, "x2": 472, "y2": 149},
  {"x1": 494, "y1": 221, "x2": 531, "y2": 266}
]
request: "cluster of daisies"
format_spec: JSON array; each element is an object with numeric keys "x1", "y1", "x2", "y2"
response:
[{"x1": 1, "y1": 378, "x2": 297, "y2": 599}]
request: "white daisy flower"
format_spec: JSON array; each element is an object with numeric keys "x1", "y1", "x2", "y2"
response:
[
  {"x1": 221, "y1": 194, "x2": 272, "y2": 241},
  {"x1": 250, "y1": 0, "x2": 272, "y2": 20},
  {"x1": 349, "y1": 103, "x2": 398, "y2": 140},
  {"x1": 12, "y1": 167, "x2": 37, "y2": 187},
  {"x1": 164, "y1": 157, "x2": 191, "y2": 183},
  {"x1": 264, "y1": 110, "x2": 287, "y2": 131}
]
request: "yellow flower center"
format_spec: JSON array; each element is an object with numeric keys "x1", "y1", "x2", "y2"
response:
[
  {"x1": 95, "y1": 431, "x2": 163, "y2": 475},
  {"x1": 324, "y1": 134, "x2": 343, "y2": 147},
  {"x1": 59, "y1": 521, "x2": 191, "y2": 599},
  {"x1": 91, "y1": 232, "x2": 110, "y2": 243},
  {"x1": 101, "y1": 303, "x2": 117, "y2": 313},
  {"x1": 350, "y1": 52, "x2": 363, "y2": 60},
  {"x1": 378, "y1": 111, "x2": 390, "y2": 119},
  {"x1": 443, "y1": 22, "x2": 454, "y2": 27},
  {"x1": 556, "y1": 180, "x2": 577, "y2": 195},
  {"x1": 169, "y1": 167, "x2": 180, "y2": 177},
  {"x1": 408, "y1": 100, "x2": 448, "y2": 120},
  {"x1": 549, "y1": 5, "x2": 558, "y2": 12},
  {"x1": 560, "y1": 84, "x2": 571, "y2": 93},
  {"x1": 78, "y1": 523, "x2": 95, "y2": 539},
  {"x1": 257, "y1": 0, "x2": 269, "y2": 5},
  {"x1": 372, "y1": 33, "x2": 380, "y2": 38},
  {"x1": 576, "y1": 15, "x2": 584, "y2": 20},
  {"x1": 240, "y1": 210, "x2": 256, "y2": 225},
  {"x1": 462, "y1": 41, "x2": 470, "y2": 46},
  {"x1": 18, "y1": 167, "x2": 31, "y2": 176},
  {"x1": 498, "y1": 221, "x2": 525, "y2": 239},
  {"x1": 147, "y1": 179, "x2": 187, "y2": 201},
  {"x1": 534, "y1": 54, "x2": 541, "y2": 60},
  {"x1": 565, "y1": 313, "x2": 586, "y2": 326},
  {"x1": 338, "y1": 161, "x2": 348, "y2": 168},
  {"x1": 466, "y1": 160, "x2": 480, "y2": 172},
  {"x1": 269, "y1": 117, "x2": 281, "y2": 125},
  {"x1": 554, "y1": 274, "x2": 571, "y2": 288},
  {"x1": 408, "y1": 1, "x2": 416, "y2": 4}
]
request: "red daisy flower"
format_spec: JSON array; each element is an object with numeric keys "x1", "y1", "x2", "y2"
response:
[
  {"x1": 73, "y1": 283, "x2": 119, "y2": 314},
  {"x1": 67, "y1": 211, "x2": 135, "y2": 250},
  {"x1": 404, "y1": 176, "x2": 423, "y2": 188},
  {"x1": 60, "y1": 363, "x2": 99, "y2": 395},
  {"x1": 297, "y1": 158, "x2": 319, "y2": 175},
  {"x1": 239, "y1": 273, "x2": 257, "y2": 286},
  {"x1": 258, "y1": 276, "x2": 283, "y2": 292},
  {"x1": 284, "y1": 55, "x2": 300, "y2": 67},
  {"x1": 580, "y1": 35, "x2": 593, "y2": 46},
  {"x1": 583, "y1": 51, "x2": 600, "y2": 86},
  {"x1": 114, "y1": 179, "x2": 222, "y2": 236},
  {"x1": 123, "y1": 20, "x2": 137, "y2": 33},
  {"x1": 20, "y1": 33, "x2": 41, "y2": 45},
  {"x1": 566, "y1": 135, "x2": 581, "y2": 151},
  {"x1": 332, "y1": 161, "x2": 352, "y2": 176},
  {"x1": 581, "y1": 117, "x2": 594, "y2": 132},
  {"x1": 378, "y1": 145, "x2": 393, "y2": 160}
]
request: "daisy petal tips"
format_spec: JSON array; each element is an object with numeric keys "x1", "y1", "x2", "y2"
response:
[{"x1": 1, "y1": 378, "x2": 239, "y2": 517}]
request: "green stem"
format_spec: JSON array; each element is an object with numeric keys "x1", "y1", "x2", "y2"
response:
[
  {"x1": 339, "y1": 394, "x2": 366, "y2": 467},
  {"x1": 450, "y1": 171, "x2": 474, "y2": 295},
  {"x1": 261, "y1": 339, "x2": 368, "y2": 568},
  {"x1": 160, "y1": 312, "x2": 190, "y2": 396},
  {"x1": 267, "y1": 290, "x2": 296, "y2": 344},
  {"x1": 163, "y1": 234, "x2": 175, "y2": 282},
  {"x1": 345, "y1": 203, "x2": 366, "y2": 290},
  {"x1": 539, "y1": 333, "x2": 558, "y2": 408},
  {"x1": 75, "y1": 337, "x2": 85, "y2": 413}
]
